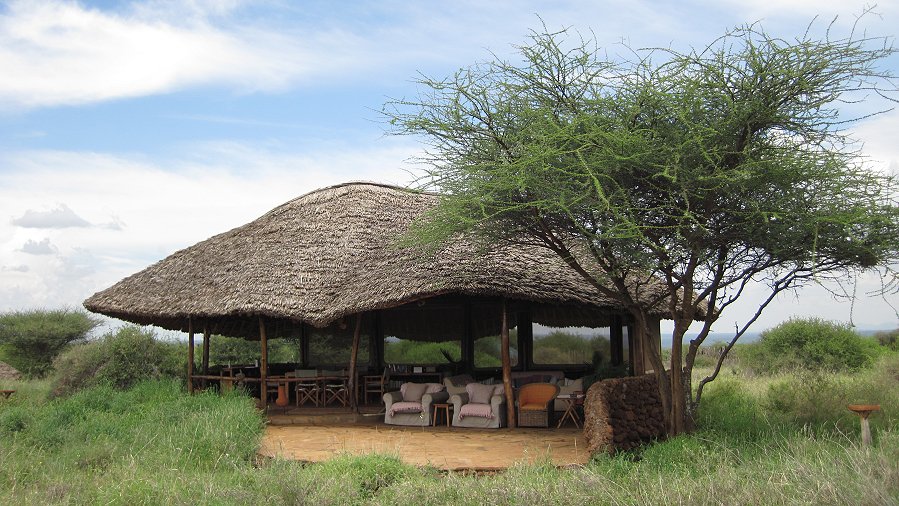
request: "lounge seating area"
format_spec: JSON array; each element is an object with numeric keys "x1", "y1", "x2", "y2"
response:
[
  {"x1": 378, "y1": 372, "x2": 579, "y2": 429},
  {"x1": 222, "y1": 361, "x2": 586, "y2": 430}
]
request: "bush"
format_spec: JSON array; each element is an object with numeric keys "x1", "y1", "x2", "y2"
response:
[
  {"x1": 741, "y1": 318, "x2": 880, "y2": 374},
  {"x1": 50, "y1": 326, "x2": 184, "y2": 397},
  {"x1": 694, "y1": 377, "x2": 776, "y2": 438},
  {"x1": 873, "y1": 328, "x2": 899, "y2": 351},
  {"x1": 208, "y1": 335, "x2": 298, "y2": 366},
  {"x1": 763, "y1": 354, "x2": 899, "y2": 433},
  {"x1": 0, "y1": 309, "x2": 100, "y2": 377}
]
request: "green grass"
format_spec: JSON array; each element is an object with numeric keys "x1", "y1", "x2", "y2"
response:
[{"x1": 1, "y1": 354, "x2": 898, "y2": 504}]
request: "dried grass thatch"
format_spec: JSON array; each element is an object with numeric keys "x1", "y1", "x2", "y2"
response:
[
  {"x1": 0, "y1": 361, "x2": 21, "y2": 380},
  {"x1": 85, "y1": 182, "x2": 657, "y2": 338}
]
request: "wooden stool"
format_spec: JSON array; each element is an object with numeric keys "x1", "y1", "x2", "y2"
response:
[
  {"x1": 432, "y1": 402, "x2": 453, "y2": 427},
  {"x1": 0, "y1": 390, "x2": 15, "y2": 399}
]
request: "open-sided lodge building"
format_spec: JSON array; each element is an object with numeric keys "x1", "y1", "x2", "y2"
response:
[{"x1": 84, "y1": 182, "x2": 665, "y2": 410}]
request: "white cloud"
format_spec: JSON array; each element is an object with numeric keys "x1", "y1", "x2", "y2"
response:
[
  {"x1": 19, "y1": 238, "x2": 57, "y2": 255},
  {"x1": 0, "y1": 0, "x2": 357, "y2": 110},
  {"x1": 11, "y1": 204, "x2": 91, "y2": 228}
]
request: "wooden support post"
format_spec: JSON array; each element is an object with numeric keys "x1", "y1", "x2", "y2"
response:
[
  {"x1": 201, "y1": 323, "x2": 210, "y2": 389},
  {"x1": 610, "y1": 315, "x2": 623, "y2": 366},
  {"x1": 348, "y1": 313, "x2": 362, "y2": 412},
  {"x1": 631, "y1": 322, "x2": 646, "y2": 375},
  {"x1": 300, "y1": 323, "x2": 309, "y2": 368},
  {"x1": 501, "y1": 299, "x2": 516, "y2": 429},
  {"x1": 462, "y1": 302, "x2": 474, "y2": 374},
  {"x1": 187, "y1": 318, "x2": 195, "y2": 394},
  {"x1": 259, "y1": 317, "x2": 268, "y2": 409},
  {"x1": 202, "y1": 323, "x2": 210, "y2": 375}
]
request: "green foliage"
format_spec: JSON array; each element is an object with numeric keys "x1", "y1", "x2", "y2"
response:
[
  {"x1": 873, "y1": 328, "x2": 899, "y2": 351},
  {"x1": 0, "y1": 379, "x2": 266, "y2": 504},
  {"x1": 386, "y1": 20, "x2": 899, "y2": 429},
  {"x1": 2, "y1": 366, "x2": 899, "y2": 504},
  {"x1": 473, "y1": 330, "x2": 518, "y2": 368},
  {"x1": 208, "y1": 335, "x2": 299, "y2": 366},
  {"x1": 384, "y1": 340, "x2": 460, "y2": 364},
  {"x1": 50, "y1": 325, "x2": 184, "y2": 397},
  {"x1": 763, "y1": 354, "x2": 899, "y2": 433},
  {"x1": 694, "y1": 377, "x2": 782, "y2": 438},
  {"x1": 742, "y1": 318, "x2": 881, "y2": 374},
  {"x1": 533, "y1": 332, "x2": 609, "y2": 365},
  {"x1": 313, "y1": 454, "x2": 419, "y2": 500},
  {"x1": 0, "y1": 309, "x2": 100, "y2": 377}
]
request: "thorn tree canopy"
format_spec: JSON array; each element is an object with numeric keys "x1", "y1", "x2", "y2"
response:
[{"x1": 384, "y1": 20, "x2": 899, "y2": 435}]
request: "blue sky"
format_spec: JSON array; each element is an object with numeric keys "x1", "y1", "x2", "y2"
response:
[{"x1": 0, "y1": 0, "x2": 897, "y2": 333}]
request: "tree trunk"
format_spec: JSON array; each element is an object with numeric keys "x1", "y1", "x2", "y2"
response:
[
  {"x1": 669, "y1": 319, "x2": 690, "y2": 436},
  {"x1": 633, "y1": 310, "x2": 674, "y2": 434}
]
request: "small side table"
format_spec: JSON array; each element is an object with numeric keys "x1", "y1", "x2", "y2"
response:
[
  {"x1": 432, "y1": 402, "x2": 453, "y2": 427},
  {"x1": 0, "y1": 390, "x2": 15, "y2": 399},
  {"x1": 556, "y1": 392, "x2": 585, "y2": 428}
]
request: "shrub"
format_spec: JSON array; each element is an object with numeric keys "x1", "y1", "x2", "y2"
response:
[
  {"x1": 50, "y1": 326, "x2": 183, "y2": 397},
  {"x1": 764, "y1": 355, "x2": 899, "y2": 433},
  {"x1": 0, "y1": 309, "x2": 100, "y2": 377},
  {"x1": 208, "y1": 335, "x2": 298, "y2": 365},
  {"x1": 873, "y1": 328, "x2": 899, "y2": 351},
  {"x1": 694, "y1": 377, "x2": 776, "y2": 438},
  {"x1": 741, "y1": 318, "x2": 880, "y2": 374}
]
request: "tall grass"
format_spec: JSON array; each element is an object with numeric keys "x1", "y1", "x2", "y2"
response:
[{"x1": 1, "y1": 353, "x2": 898, "y2": 504}]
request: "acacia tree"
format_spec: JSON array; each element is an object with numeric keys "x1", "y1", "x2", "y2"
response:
[
  {"x1": 0, "y1": 308, "x2": 100, "y2": 377},
  {"x1": 385, "y1": 22, "x2": 899, "y2": 435}
]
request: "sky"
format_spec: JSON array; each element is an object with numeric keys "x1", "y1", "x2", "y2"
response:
[{"x1": 0, "y1": 0, "x2": 897, "y2": 336}]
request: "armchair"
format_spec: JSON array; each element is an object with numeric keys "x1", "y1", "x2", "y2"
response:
[
  {"x1": 450, "y1": 383, "x2": 506, "y2": 429},
  {"x1": 517, "y1": 382, "x2": 560, "y2": 427},
  {"x1": 383, "y1": 382, "x2": 448, "y2": 426}
]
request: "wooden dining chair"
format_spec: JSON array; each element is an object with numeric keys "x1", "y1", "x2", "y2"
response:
[
  {"x1": 294, "y1": 369, "x2": 320, "y2": 407},
  {"x1": 362, "y1": 368, "x2": 389, "y2": 405},
  {"x1": 321, "y1": 369, "x2": 349, "y2": 407}
]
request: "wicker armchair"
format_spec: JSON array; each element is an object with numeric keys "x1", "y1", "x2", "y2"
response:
[{"x1": 517, "y1": 382, "x2": 560, "y2": 427}]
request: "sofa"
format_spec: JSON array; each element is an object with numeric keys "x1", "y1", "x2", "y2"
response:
[{"x1": 383, "y1": 382, "x2": 448, "y2": 426}]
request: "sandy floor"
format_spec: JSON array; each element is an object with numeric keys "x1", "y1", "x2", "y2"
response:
[{"x1": 259, "y1": 423, "x2": 589, "y2": 471}]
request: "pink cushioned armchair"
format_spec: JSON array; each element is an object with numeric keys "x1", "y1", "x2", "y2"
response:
[
  {"x1": 383, "y1": 382, "x2": 448, "y2": 426},
  {"x1": 450, "y1": 382, "x2": 507, "y2": 429}
]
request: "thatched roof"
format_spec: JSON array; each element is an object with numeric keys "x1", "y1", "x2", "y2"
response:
[
  {"x1": 0, "y1": 361, "x2": 21, "y2": 380},
  {"x1": 85, "y1": 182, "x2": 650, "y2": 338}
]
